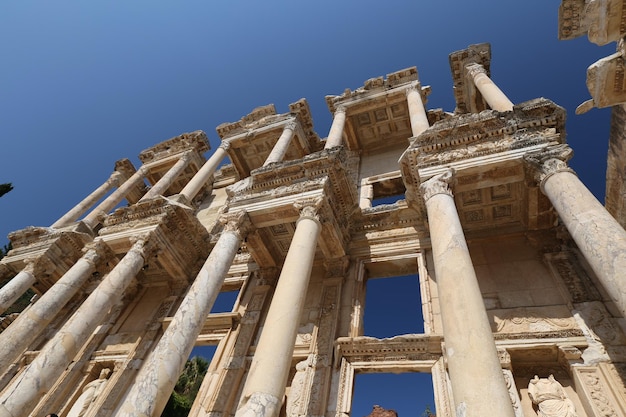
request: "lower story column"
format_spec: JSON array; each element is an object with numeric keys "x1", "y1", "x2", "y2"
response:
[
  {"x1": 234, "y1": 198, "x2": 322, "y2": 417},
  {"x1": 117, "y1": 211, "x2": 252, "y2": 417},
  {"x1": 420, "y1": 169, "x2": 515, "y2": 417},
  {"x1": 0, "y1": 262, "x2": 37, "y2": 315}
]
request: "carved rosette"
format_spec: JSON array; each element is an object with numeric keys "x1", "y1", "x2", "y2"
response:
[
  {"x1": 419, "y1": 168, "x2": 456, "y2": 202},
  {"x1": 524, "y1": 144, "x2": 576, "y2": 191},
  {"x1": 218, "y1": 210, "x2": 253, "y2": 240},
  {"x1": 294, "y1": 196, "x2": 325, "y2": 224}
]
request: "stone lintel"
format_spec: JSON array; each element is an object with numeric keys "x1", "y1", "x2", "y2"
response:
[
  {"x1": 334, "y1": 334, "x2": 443, "y2": 370},
  {"x1": 559, "y1": 0, "x2": 626, "y2": 45},
  {"x1": 138, "y1": 130, "x2": 210, "y2": 165},
  {"x1": 449, "y1": 42, "x2": 492, "y2": 113},
  {"x1": 216, "y1": 104, "x2": 280, "y2": 139}
]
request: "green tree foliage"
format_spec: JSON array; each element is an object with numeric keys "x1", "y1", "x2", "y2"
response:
[
  {"x1": 0, "y1": 183, "x2": 13, "y2": 198},
  {"x1": 161, "y1": 356, "x2": 209, "y2": 417},
  {"x1": 421, "y1": 405, "x2": 435, "y2": 417}
]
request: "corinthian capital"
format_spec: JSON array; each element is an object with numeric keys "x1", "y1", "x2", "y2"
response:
[
  {"x1": 294, "y1": 196, "x2": 325, "y2": 223},
  {"x1": 419, "y1": 168, "x2": 456, "y2": 202},
  {"x1": 219, "y1": 210, "x2": 253, "y2": 239},
  {"x1": 219, "y1": 140, "x2": 232, "y2": 151},
  {"x1": 524, "y1": 144, "x2": 575, "y2": 189},
  {"x1": 284, "y1": 121, "x2": 298, "y2": 131},
  {"x1": 465, "y1": 62, "x2": 487, "y2": 79}
]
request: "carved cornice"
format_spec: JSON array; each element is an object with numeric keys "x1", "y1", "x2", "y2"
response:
[
  {"x1": 138, "y1": 130, "x2": 210, "y2": 165},
  {"x1": 524, "y1": 144, "x2": 576, "y2": 190},
  {"x1": 420, "y1": 169, "x2": 455, "y2": 202},
  {"x1": 325, "y1": 67, "x2": 419, "y2": 113},
  {"x1": 217, "y1": 104, "x2": 293, "y2": 139},
  {"x1": 334, "y1": 334, "x2": 443, "y2": 367}
]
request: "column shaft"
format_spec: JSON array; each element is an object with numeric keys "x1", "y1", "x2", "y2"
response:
[
  {"x1": 324, "y1": 107, "x2": 346, "y2": 149},
  {"x1": 406, "y1": 86, "x2": 430, "y2": 136},
  {"x1": 467, "y1": 63, "x2": 514, "y2": 112},
  {"x1": 179, "y1": 145, "x2": 228, "y2": 202},
  {"x1": 543, "y1": 170, "x2": 626, "y2": 316},
  {"x1": 421, "y1": 171, "x2": 515, "y2": 417},
  {"x1": 83, "y1": 168, "x2": 146, "y2": 229},
  {"x1": 235, "y1": 213, "x2": 321, "y2": 417},
  {"x1": 140, "y1": 151, "x2": 192, "y2": 201},
  {"x1": 0, "y1": 238, "x2": 150, "y2": 417},
  {"x1": 263, "y1": 123, "x2": 296, "y2": 166},
  {"x1": 0, "y1": 266, "x2": 35, "y2": 315},
  {"x1": 118, "y1": 227, "x2": 244, "y2": 417},
  {"x1": 0, "y1": 247, "x2": 103, "y2": 372},
  {"x1": 51, "y1": 172, "x2": 122, "y2": 228}
]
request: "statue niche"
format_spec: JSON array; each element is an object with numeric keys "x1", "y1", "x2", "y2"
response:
[
  {"x1": 527, "y1": 374, "x2": 578, "y2": 417},
  {"x1": 67, "y1": 367, "x2": 112, "y2": 417}
]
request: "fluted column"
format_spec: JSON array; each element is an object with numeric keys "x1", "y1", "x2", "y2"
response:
[
  {"x1": 179, "y1": 142, "x2": 230, "y2": 202},
  {"x1": 0, "y1": 241, "x2": 112, "y2": 372},
  {"x1": 324, "y1": 106, "x2": 347, "y2": 149},
  {"x1": 420, "y1": 169, "x2": 515, "y2": 417},
  {"x1": 83, "y1": 167, "x2": 147, "y2": 229},
  {"x1": 140, "y1": 151, "x2": 193, "y2": 201},
  {"x1": 0, "y1": 236, "x2": 154, "y2": 417},
  {"x1": 235, "y1": 198, "x2": 322, "y2": 417},
  {"x1": 0, "y1": 262, "x2": 36, "y2": 315},
  {"x1": 51, "y1": 171, "x2": 123, "y2": 228},
  {"x1": 117, "y1": 212, "x2": 252, "y2": 417},
  {"x1": 406, "y1": 84, "x2": 430, "y2": 136},
  {"x1": 466, "y1": 63, "x2": 514, "y2": 112},
  {"x1": 526, "y1": 144, "x2": 626, "y2": 317},
  {"x1": 263, "y1": 122, "x2": 297, "y2": 166}
]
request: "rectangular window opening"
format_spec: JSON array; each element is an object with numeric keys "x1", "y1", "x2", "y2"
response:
[
  {"x1": 352, "y1": 373, "x2": 435, "y2": 417},
  {"x1": 370, "y1": 176, "x2": 406, "y2": 207}
]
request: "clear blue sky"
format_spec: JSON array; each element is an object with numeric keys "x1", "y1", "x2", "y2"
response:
[{"x1": 0, "y1": 2, "x2": 616, "y2": 416}]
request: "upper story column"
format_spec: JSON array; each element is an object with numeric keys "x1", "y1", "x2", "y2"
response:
[
  {"x1": 420, "y1": 169, "x2": 515, "y2": 417},
  {"x1": 0, "y1": 261, "x2": 38, "y2": 315},
  {"x1": 0, "y1": 235, "x2": 155, "y2": 417},
  {"x1": 51, "y1": 170, "x2": 123, "y2": 228},
  {"x1": 324, "y1": 105, "x2": 347, "y2": 149},
  {"x1": 466, "y1": 63, "x2": 514, "y2": 112},
  {"x1": 140, "y1": 150, "x2": 193, "y2": 201},
  {"x1": 118, "y1": 211, "x2": 253, "y2": 417},
  {"x1": 0, "y1": 241, "x2": 113, "y2": 373},
  {"x1": 82, "y1": 167, "x2": 147, "y2": 229},
  {"x1": 234, "y1": 197, "x2": 323, "y2": 417},
  {"x1": 179, "y1": 141, "x2": 230, "y2": 203},
  {"x1": 263, "y1": 122, "x2": 297, "y2": 166},
  {"x1": 406, "y1": 84, "x2": 430, "y2": 136},
  {"x1": 525, "y1": 144, "x2": 626, "y2": 317}
]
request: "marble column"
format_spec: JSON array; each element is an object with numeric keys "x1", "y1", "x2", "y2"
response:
[
  {"x1": 324, "y1": 106, "x2": 347, "y2": 149},
  {"x1": 0, "y1": 241, "x2": 111, "y2": 372},
  {"x1": 526, "y1": 144, "x2": 626, "y2": 317},
  {"x1": 83, "y1": 167, "x2": 147, "y2": 229},
  {"x1": 0, "y1": 262, "x2": 36, "y2": 315},
  {"x1": 420, "y1": 169, "x2": 515, "y2": 417},
  {"x1": 406, "y1": 85, "x2": 430, "y2": 137},
  {"x1": 263, "y1": 122, "x2": 297, "y2": 166},
  {"x1": 0, "y1": 236, "x2": 153, "y2": 417},
  {"x1": 466, "y1": 63, "x2": 514, "y2": 112},
  {"x1": 234, "y1": 198, "x2": 322, "y2": 417},
  {"x1": 117, "y1": 211, "x2": 252, "y2": 417},
  {"x1": 140, "y1": 151, "x2": 193, "y2": 201},
  {"x1": 179, "y1": 142, "x2": 230, "y2": 203},
  {"x1": 52, "y1": 171, "x2": 123, "y2": 228}
]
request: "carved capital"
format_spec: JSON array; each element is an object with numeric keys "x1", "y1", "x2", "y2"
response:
[
  {"x1": 82, "y1": 240, "x2": 115, "y2": 267},
  {"x1": 219, "y1": 210, "x2": 253, "y2": 239},
  {"x1": 465, "y1": 62, "x2": 487, "y2": 79},
  {"x1": 179, "y1": 150, "x2": 193, "y2": 163},
  {"x1": 128, "y1": 232, "x2": 158, "y2": 262},
  {"x1": 284, "y1": 121, "x2": 298, "y2": 132},
  {"x1": 404, "y1": 83, "x2": 421, "y2": 97},
  {"x1": 335, "y1": 105, "x2": 347, "y2": 115},
  {"x1": 109, "y1": 171, "x2": 124, "y2": 187},
  {"x1": 294, "y1": 196, "x2": 325, "y2": 223},
  {"x1": 218, "y1": 140, "x2": 231, "y2": 151},
  {"x1": 419, "y1": 168, "x2": 455, "y2": 202},
  {"x1": 524, "y1": 144, "x2": 576, "y2": 190}
]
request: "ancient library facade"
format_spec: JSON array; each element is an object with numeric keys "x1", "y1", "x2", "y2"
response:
[{"x1": 3, "y1": 22, "x2": 626, "y2": 417}]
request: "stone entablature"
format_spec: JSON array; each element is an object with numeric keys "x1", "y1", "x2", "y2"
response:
[{"x1": 138, "y1": 130, "x2": 210, "y2": 165}]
